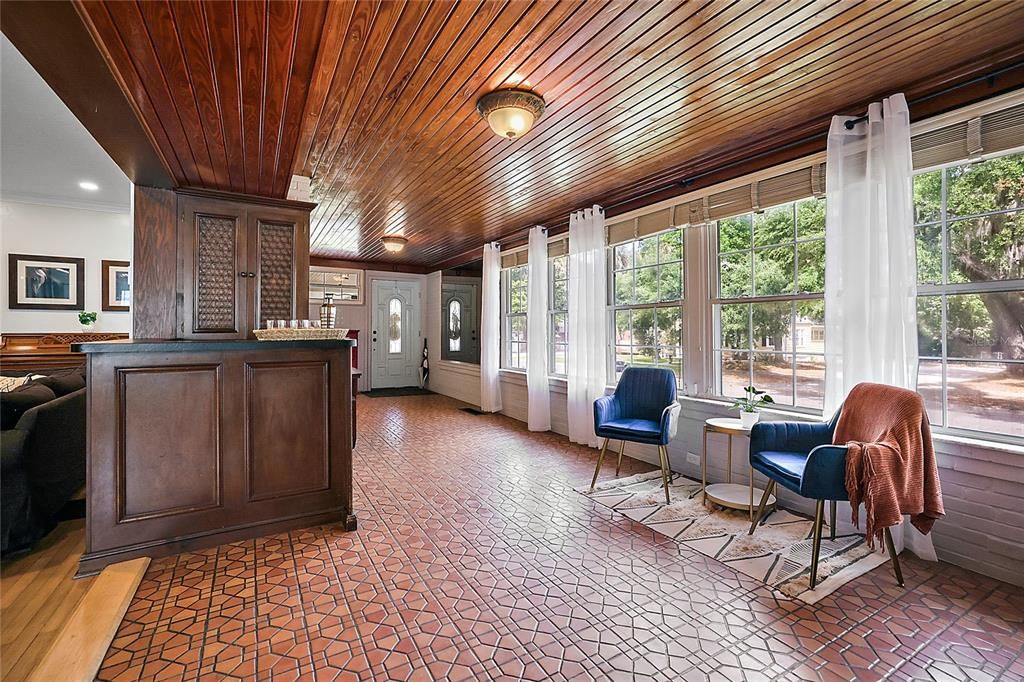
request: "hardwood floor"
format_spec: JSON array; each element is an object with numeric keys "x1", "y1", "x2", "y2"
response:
[
  {"x1": 1, "y1": 520, "x2": 151, "y2": 682},
  {"x1": 1, "y1": 520, "x2": 93, "y2": 681}
]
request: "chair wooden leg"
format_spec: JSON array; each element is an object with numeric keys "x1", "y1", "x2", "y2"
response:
[
  {"x1": 830, "y1": 500, "x2": 837, "y2": 541},
  {"x1": 614, "y1": 440, "x2": 626, "y2": 477},
  {"x1": 883, "y1": 526, "x2": 905, "y2": 587},
  {"x1": 809, "y1": 500, "x2": 825, "y2": 590},
  {"x1": 590, "y1": 438, "x2": 610, "y2": 490},
  {"x1": 748, "y1": 480, "x2": 776, "y2": 535},
  {"x1": 657, "y1": 446, "x2": 672, "y2": 505}
]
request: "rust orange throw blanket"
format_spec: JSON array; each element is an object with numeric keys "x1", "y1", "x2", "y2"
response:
[{"x1": 833, "y1": 382, "x2": 944, "y2": 547}]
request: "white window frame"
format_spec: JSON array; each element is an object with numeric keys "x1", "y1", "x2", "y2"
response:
[
  {"x1": 710, "y1": 197, "x2": 827, "y2": 413},
  {"x1": 548, "y1": 254, "x2": 569, "y2": 376},
  {"x1": 607, "y1": 227, "x2": 685, "y2": 383},
  {"x1": 500, "y1": 264, "x2": 528, "y2": 370},
  {"x1": 913, "y1": 149, "x2": 1024, "y2": 443}
]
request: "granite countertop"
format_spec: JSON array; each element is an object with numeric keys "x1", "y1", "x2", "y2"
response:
[{"x1": 72, "y1": 338, "x2": 357, "y2": 353}]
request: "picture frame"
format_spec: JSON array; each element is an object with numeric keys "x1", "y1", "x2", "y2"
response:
[
  {"x1": 101, "y1": 259, "x2": 131, "y2": 312},
  {"x1": 7, "y1": 253, "x2": 85, "y2": 310}
]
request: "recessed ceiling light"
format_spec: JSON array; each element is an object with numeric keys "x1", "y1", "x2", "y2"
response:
[{"x1": 79, "y1": 181, "x2": 99, "y2": 191}]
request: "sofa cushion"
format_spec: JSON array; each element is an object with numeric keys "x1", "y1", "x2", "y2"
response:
[
  {"x1": 0, "y1": 383, "x2": 56, "y2": 430},
  {"x1": 31, "y1": 368, "x2": 86, "y2": 397}
]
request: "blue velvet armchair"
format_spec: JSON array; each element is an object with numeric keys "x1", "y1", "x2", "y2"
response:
[
  {"x1": 748, "y1": 408, "x2": 903, "y2": 589},
  {"x1": 591, "y1": 367, "x2": 681, "y2": 504}
]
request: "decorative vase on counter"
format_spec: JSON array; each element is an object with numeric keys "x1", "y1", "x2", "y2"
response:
[
  {"x1": 320, "y1": 292, "x2": 337, "y2": 329},
  {"x1": 740, "y1": 410, "x2": 760, "y2": 429}
]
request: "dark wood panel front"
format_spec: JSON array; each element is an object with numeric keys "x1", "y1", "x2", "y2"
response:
[
  {"x1": 80, "y1": 342, "x2": 353, "y2": 575},
  {"x1": 245, "y1": 361, "x2": 329, "y2": 501},
  {"x1": 132, "y1": 186, "x2": 177, "y2": 339},
  {"x1": 118, "y1": 365, "x2": 222, "y2": 521}
]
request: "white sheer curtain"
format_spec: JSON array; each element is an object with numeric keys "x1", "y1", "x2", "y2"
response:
[
  {"x1": 567, "y1": 205, "x2": 607, "y2": 448},
  {"x1": 526, "y1": 227, "x2": 551, "y2": 431},
  {"x1": 824, "y1": 92, "x2": 934, "y2": 559},
  {"x1": 480, "y1": 242, "x2": 503, "y2": 413}
]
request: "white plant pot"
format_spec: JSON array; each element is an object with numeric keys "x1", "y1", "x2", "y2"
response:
[
  {"x1": 740, "y1": 410, "x2": 760, "y2": 429},
  {"x1": 80, "y1": 323, "x2": 95, "y2": 332}
]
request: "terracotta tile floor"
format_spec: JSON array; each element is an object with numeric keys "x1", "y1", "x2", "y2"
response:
[{"x1": 97, "y1": 395, "x2": 1024, "y2": 681}]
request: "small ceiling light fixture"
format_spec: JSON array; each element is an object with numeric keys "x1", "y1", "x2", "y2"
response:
[
  {"x1": 476, "y1": 88, "x2": 546, "y2": 140},
  {"x1": 381, "y1": 234, "x2": 408, "y2": 253},
  {"x1": 79, "y1": 180, "x2": 99, "y2": 191}
]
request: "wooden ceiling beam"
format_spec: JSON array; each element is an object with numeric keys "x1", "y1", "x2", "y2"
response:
[{"x1": 0, "y1": 0, "x2": 174, "y2": 188}]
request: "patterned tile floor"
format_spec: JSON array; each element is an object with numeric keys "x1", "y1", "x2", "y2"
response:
[{"x1": 97, "y1": 395, "x2": 1024, "y2": 681}]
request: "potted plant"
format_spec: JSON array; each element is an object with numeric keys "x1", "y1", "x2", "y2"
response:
[
  {"x1": 731, "y1": 385, "x2": 774, "y2": 428},
  {"x1": 78, "y1": 311, "x2": 98, "y2": 331}
]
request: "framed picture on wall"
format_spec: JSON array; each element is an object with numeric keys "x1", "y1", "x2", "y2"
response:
[
  {"x1": 101, "y1": 259, "x2": 131, "y2": 311},
  {"x1": 7, "y1": 253, "x2": 85, "y2": 310}
]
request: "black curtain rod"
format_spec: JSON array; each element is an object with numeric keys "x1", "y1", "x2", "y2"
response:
[{"x1": 842, "y1": 61, "x2": 1022, "y2": 129}]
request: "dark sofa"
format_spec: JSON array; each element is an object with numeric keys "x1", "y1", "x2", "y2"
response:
[{"x1": 1, "y1": 368, "x2": 87, "y2": 555}]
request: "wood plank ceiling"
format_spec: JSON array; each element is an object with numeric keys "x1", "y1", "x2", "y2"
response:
[{"x1": 72, "y1": 0, "x2": 1024, "y2": 265}]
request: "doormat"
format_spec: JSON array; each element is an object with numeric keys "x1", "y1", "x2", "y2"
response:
[
  {"x1": 362, "y1": 387, "x2": 434, "y2": 397},
  {"x1": 577, "y1": 471, "x2": 888, "y2": 604}
]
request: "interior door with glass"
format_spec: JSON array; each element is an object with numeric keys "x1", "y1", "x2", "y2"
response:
[
  {"x1": 442, "y1": 282, "x2": 479, "y2": 363},
  {"x1": 371, "y1": 279, "x2": 421, "y2": 388}
]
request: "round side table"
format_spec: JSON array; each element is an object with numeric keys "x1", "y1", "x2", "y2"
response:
[{"x1": 702, "y1": 417, "x2": 776, "y2": 520}]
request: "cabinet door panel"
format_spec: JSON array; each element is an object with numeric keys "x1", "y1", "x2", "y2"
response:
[
  {"x1": 254, "y1": 219, "x2": 296, "y2": 328},
  {"x1": 249, "y1": 209, "x2": 309, "y2": 331},
  {"x1": 180, "y1": 197, "x2": 247, "y2": 339}
]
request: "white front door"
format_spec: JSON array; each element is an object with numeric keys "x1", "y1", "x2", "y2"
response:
[{"x1": 371, "y1": 279, "x2": 421, "y2": 388}]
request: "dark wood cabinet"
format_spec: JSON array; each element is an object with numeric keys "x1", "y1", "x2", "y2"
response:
[
  {"x1": 178, "y1": 194, "x2": 310, "y2": 339},
  {"x1": 76, "y1": 339, "x2": 355, "y2": 574}
]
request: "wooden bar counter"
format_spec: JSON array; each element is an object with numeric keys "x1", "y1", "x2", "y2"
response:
[{"x1": 72, "y1": 338, "x2": 356, "y2": 575}]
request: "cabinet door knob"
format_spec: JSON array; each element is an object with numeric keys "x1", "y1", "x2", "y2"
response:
[
  {"x1": 247, "y1": 272, "x2": 255, "y2": 278},
  {"x1": 238, "y1": 271, "x2": 247, "y2": 278}
]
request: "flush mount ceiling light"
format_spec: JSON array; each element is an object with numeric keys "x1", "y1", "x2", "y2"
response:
[
  {"x1": 79, "y1": 180, "x2": 99, "y2": 191},
  {"x1": 476, "y1": 88, "x2": 546, "y2": 140},
  {"x1": 381, "y1": 235, "x2": 408, "y2": 253}
]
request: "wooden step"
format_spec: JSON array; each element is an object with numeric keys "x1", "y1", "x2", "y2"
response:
[{"x1": 27, "y1": 557, "x2": 150, "y2": 682}]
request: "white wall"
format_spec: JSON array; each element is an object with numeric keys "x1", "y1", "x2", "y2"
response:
[{"x1": 0, "y1": 199, "x2": 132, "y2": 333}]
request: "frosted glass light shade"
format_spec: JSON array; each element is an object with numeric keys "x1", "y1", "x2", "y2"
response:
[
  {"x1": 486, "y1": 107, "x2": 536, "y2": 139},
  {"x1": 476, "y1": 89, "x2": 546, "y2": 140},
  {"x1": 381, "y1": 235, "x2": 408, "y2": 252}
]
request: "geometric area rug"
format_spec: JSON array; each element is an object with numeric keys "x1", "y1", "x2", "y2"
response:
[{"x1": 578, "y1": 470, "x2": 889, "y2": 604}]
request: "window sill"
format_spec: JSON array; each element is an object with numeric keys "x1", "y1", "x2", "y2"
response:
[
  {"x1": 498, "y1": 370, "x2": 569, "y2": 394},
  {"x1": 676, "y1": 396, "x2": 1024, "y2": 458},
  {"x1": 435, "y1": 360, "x2": 481, "y2": 375}
]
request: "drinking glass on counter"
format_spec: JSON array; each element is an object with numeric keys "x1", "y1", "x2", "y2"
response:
[
  {"x1": 299, "y1": 320, "x2": 313, "y2": 329},
  {"x1": 288, "y1": 319, "x2": 300, "y2": 329}
]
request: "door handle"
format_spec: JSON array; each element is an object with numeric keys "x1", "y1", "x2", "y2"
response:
[
  {"x1": 247, "y1": 271, "x2": 255, "y2": 278},
  {"x1": 238, "y1": 271, "x2": 248, "y2": 278}
]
